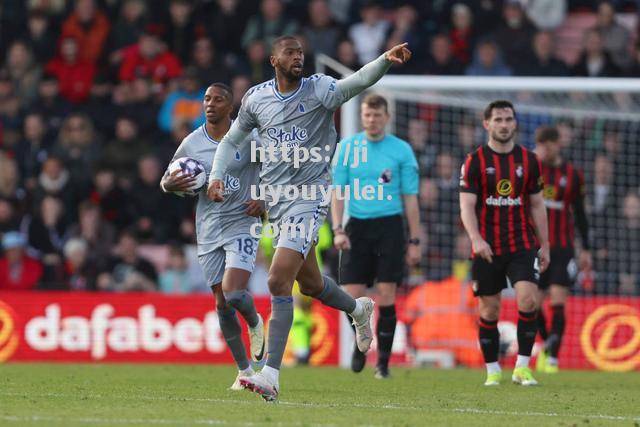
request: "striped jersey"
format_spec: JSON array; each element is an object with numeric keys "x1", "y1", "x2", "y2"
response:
[
  {"x1": 541, "y1": 161, "x2": 585, "y2": 249},
  {"x1": 459, "y1": 144, "x2": 543, "y2": 256}
]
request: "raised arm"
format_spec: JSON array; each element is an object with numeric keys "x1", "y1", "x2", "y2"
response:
[
  {"x1": 207, "y1": 120, "x2": 251, "y2": 201},
  {"x1": 336, "y1": 43, "x2": 411, "y2": 102}
]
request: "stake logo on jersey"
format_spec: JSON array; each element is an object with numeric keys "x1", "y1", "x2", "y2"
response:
[
  {"x1": 266, "y1": 125, "x2": 308, "y2": 148},
  {"x1": 223, "y1": 174, "x2": 241, "y2": 195}
]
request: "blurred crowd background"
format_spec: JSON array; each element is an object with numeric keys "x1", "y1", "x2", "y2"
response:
[{"x1": 0, "y1": 0, "x2": 639, "y2": 295}]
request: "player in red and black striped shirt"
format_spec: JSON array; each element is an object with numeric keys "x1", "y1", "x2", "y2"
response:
[
  {"x1": 459, "y1": 100, "x2": 550, "y2": 386},
  {"x1": 533, "y1": 126, "x2": 591, "y2": 373}
]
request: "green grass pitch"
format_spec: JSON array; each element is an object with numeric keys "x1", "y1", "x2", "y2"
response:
[{"x1": 1, "y1": 364, "x2": 639, "y2": 426}]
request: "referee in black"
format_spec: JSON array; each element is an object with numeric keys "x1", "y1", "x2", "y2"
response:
[{"x1": 331, "y1": 94, "x2": 421, "y2": 379}]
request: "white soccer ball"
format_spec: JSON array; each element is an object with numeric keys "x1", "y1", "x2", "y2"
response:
[{"x1": 168, "y1": 157, "x2": 207, "y2": 196}]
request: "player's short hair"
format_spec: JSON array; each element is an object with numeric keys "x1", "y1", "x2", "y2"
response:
[
  {"x1": 208, "y1": 82, "x2": 233, "y2": 102},
  {"x1": 483, "y1": 100, "x2": 516, "y2": 120},
  {"x1": 535, "y1": 126, "x2": 560, "y2": 144},
  {"x1": 361, "y1": 93, "x2": 388, "y2": 112},
  {"x1": 271, "y1": 35, "x2": 300, "y2": 54}
]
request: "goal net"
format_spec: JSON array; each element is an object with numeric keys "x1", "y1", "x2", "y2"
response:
[{"x1": 317, "y1": 56, "x2": 640, "y2": 371}]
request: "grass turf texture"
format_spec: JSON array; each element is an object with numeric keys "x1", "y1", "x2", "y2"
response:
[{"x1": 1, "y1": 364, "x2": 639, "y2": 426}]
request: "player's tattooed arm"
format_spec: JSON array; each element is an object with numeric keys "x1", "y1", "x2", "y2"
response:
[
  {"x1": 460, "y1": 192, "x2": 493, "y2": 263},
  {"x1": 530, "y1": 191, "x2": 550, "y2": 272}
]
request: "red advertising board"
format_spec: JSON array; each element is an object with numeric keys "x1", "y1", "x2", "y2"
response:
[
  {"x1": 0, "y1": 292, "x2": 339, "y2": 365},
  {"x1": 0, "y1": 292, "x2": 638, "y2": 371}
]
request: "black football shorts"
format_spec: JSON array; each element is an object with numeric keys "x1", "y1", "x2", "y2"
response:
[{"x1": 471, "y1": 249, "x2": 540, "y2": 296}]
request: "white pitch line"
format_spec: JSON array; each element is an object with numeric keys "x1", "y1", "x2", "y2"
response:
[
  {"x1": 0, "y1": 416, "x2": 342, "y2": 427},
  {"x1": 2, "y1": 392, "x2": 639, "y2": 423}
]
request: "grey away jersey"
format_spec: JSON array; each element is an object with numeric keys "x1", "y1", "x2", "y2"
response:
[
  {"x1": 167, "y1": 124, "x2": 261, "y2": 253},
  {"x1": 236, "y1": 75, "x2": 348, "y2": 198}
]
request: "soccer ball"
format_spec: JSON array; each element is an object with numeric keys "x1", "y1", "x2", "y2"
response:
[{"x1": 168, "y1": 157, "x2": 207, "y2": 196}]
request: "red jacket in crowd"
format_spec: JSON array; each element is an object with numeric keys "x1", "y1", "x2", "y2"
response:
[
  {"x1": 0, "y1": 256, "x2": 43, "y2": 291},
  {"x1": 60, "y1": 11, "x2": 111, "y2": 64},
  {"x1": 118, "y1": 44, "x2": 182, "y2": 84},
  {"x1": 45, "y1": 58, "x2": 96, "y2": 104}
]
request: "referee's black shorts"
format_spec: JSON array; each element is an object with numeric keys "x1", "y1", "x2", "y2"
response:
[{"x1": 339, "y1": 214, "x2": 405, "y2": 287}]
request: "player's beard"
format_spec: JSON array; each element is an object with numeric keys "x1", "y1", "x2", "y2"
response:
[
  {"x1": 278, "y1": 63, "x2": 303, "y2": 82},
  {"x1": 493, "y1": 129, "x2": 515, "y2": 144}
]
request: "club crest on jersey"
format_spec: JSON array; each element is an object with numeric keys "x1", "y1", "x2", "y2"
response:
[
  {"x1": 298, "y1": 103, "x2": 305, "y2": 113},
  {"x1": 266, "y1": 125, "x2": 308, "y2": 146},
  {"x1": 516, "y1": 164, "x2": 523, "y2": 178},
  {"x1": 223, "y1": 174, "x2": 240, "y2": 195},
  {"x1": 379, "y1": 169, "x2": 392, "y2": 184},
  {"x1": 235, "y1": 151, "x2": 241, "y2": 161}
]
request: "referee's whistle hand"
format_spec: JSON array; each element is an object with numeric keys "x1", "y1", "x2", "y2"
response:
[
  {"x1": 334, "y1": 233, "x2": 351, "y2": 250},
  {"x1": 207, "y1": 179, "x2": 225, "y2": 202}
]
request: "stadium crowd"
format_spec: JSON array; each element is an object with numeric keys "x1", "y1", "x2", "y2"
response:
[{"x1": 0, "y1": 0, "x2": 639, "y2": 295}]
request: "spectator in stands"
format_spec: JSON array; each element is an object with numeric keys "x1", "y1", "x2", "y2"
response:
[
  {"x1": 417, "y1": 33, "x2": 464, "y2": 75},
  {"x1": 103, "y1": 115, "x2": 150, "y2": 186},
  {"x1": 517, "y1": 31, "x2": 570, "y2": 76},
  {"x1": 129, "y1": 154, "x2": 180, "y2": 242},
  {"x1": 33, "y1": 156, "x2": 78, "y2": 218},
  {"x1": 23, "y1": 9, "x2": 57, "y2": 64},
  {"x1": 60, "y1": 0, "x2": 111, "y2": 64},
  {"x1": 27, "y1": 0, "x2": 68, "y2": 20},
  {"x1": 348, "y1": 0, "x2": 389, "y2": 64},
  {"x1": 407, "y1": 118, "x2": 436, "y2": 174},
  {"x1": 493, "y1": 0, "x2": 537, "y2": 72},
  {"x1": 62, "y1": 237, "x2": 97, "y2": 291},
  {"x1": 45, "y1": 36, "x2": 96, "y2": 104},
  {"x1": 385, "y1": 4, "x2": 422, "y2": 59},
  {"x1": 0, "y1": 70, "x2": 21, "y2": 144},
  {"x1": 0, "y1": 154, "x2": 28, "y2": 218},
  {"x1": 34, "y1": 73, "x2": 70, "y2": 136},
  {"x1": 522, "y1": 0, "x2": 567, "y2": 31},
  {"x1": 28, "y1": 195, "x2": 67, "y2": 286},
  {"x1": 208, "y1": 0, "x2": 249, "y2": 58},
  {"x1": 593, "y1": 1, "x2": 631, "y2": 69},
  {"x1": 67, "y1": 201, "x2": 116, "y2": 269},
  {"x1": 118, "y1": 26, "x2": 182, "y2": 87},
  {"x1": 190, "y1": 38, "x2": 233, "y2": 87},
  {"x1": 109, "y1": 0, "x2": 148, "y2": 52},
  {"x1": 465, "y1": 39, "x2": 512, "y2": 76},
  {"x1": 163, "y1": 0, "x2": 198, "y2": 64},
  {"x1": 6, "y1": 40, "x2": 41, "y2": 108},
  {"x1": 88, "y1": 166, "x2": 130, "y2": 230},
  {"x1": 336, "y1": 38, "x2": 361, "y2": 70},
  {"x1": 241, "y1": 39, "x2": 273, "y2": 85},
  {"x1": 111, "y1": 78, "x2": 158, "y2": 134},
  {"x1": 302, "y1": 0, "x2": 343, "y2": 58},
  {"x1": 14, "y1": 112, "x2": 51, "y2": 191},
  {"x1": 625, "y1": 41, "x2": 640, "y2": 76},
  {"x1": 0, "y1": 198, "x2": 20, "y2": 234},
  {"x1": 448, "y1": 3, "x2": 476, "y2": 65},
  {"x1": 230, "y1": 74, "x2": 251, "y2": 116},
  {"x1": 0, "y1": 231, "x2": 43, "y2": 291},
  {"x1": 158, "y1": 67, "x2": 205, "y2": 133},
  {"x1": 97, "y1": 229, "x2": 158, "y2": 292},
  {"x1": 572, "y1": 29, "x2": 620, "y2": 77},
  {"x1": 609, "y1": 191, "x2": 640, "y2": 295},
  {"x1": 52, "y1": 113, "x2": 101, "y2": 189},
  {"x1": 242, "y1": 0, "x2": 299, "y2": 49},
  {"x1": 159, "y1": 243, "x2": 191, "y2": 293}
]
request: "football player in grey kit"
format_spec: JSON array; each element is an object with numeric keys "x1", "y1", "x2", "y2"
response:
[
  {"x1": 207, "y1": 36, "x2": 411, "y2": 401},
  {"x1": 161, "y1": 83, "x2": 266, "y2": 390}
]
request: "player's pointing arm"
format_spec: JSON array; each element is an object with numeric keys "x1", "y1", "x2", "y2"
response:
[{"x1": 336, "y1": 42, "x2": 411, "y2": 103}]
